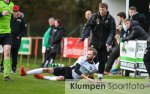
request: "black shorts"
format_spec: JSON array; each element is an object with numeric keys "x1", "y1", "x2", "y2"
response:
[
  {"x1": 53, "y1": 67, "x2": 73, "y2": 79},
  {"x1": 0, "y1": 34, "x2": 12, "y2": 46}
]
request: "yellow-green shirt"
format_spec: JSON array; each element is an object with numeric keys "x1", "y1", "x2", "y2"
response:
[{"x1": 0, "y1": 1, "x2": 14, "y2": 33}]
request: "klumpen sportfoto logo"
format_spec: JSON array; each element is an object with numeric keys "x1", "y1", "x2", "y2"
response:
[
  {"x1": 65, "y1": 79, "x2": 149, "y2": 94},
  {"x1": 69, "y1": 82, "x2": 144, "y2": 91}
]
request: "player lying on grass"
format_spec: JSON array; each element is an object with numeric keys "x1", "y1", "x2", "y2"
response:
[{"x1": 20, "y1": 47, "x2": 97, "y2": 82}]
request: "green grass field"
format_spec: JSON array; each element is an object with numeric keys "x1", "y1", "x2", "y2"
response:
[
  {"x1": 0, "y1": 58, "x2": 148, "y2": 94},
  {"x1": 0, "y1": 58, "x2": 66, "y2": 94}
]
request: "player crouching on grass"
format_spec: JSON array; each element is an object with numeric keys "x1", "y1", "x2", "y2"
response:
[{"x1": 20, "y1": 47, "x2": 97, "y2": 82}]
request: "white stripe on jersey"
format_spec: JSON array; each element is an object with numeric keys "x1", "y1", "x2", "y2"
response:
[{"x1": 72, "y1": 56, "x2": 97, "y2": 79}]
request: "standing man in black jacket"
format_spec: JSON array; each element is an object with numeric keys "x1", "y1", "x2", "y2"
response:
[
  {"x1": 11, "y1": 5, "x2": 25, "y2": 73},
  {"x1": 129, "y1": 6, "x2": 146, "y2": 32},
  {"x1": 144, "y1": 2, "x2": 150, "y2": 86},
  {"x1": 78, "y1": 3, "x2": 116, "y2": 79}
]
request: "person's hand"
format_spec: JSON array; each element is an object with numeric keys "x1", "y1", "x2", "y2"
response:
[
  {"x1": 106, "y1": 44, "x2": 109, "y2": 48},
  {"x1": 86, "y1": 77, "x2": 95, "y2": 83},
  {"x1": 2, "y1": 10, "x2": 9, "y2": 16},
  {"x1": 16, "y1": 37, "x2": 20, "y2": 39},
  {"x1": 76, "y1": 38, "x2": 83, "y2": 47},
  {"x1": 115, "y1": 35, "x2": 120, "y2": 44},
  {"x1": 81, "y1": 74, "x2": 95, "y2": 83},
  {"x1": 77, "y1": 38, "x2": 83, "y2": 44},
  {"x1": 116, "y1": 25, "x2": 122, "y2": 32},
  {"x1": 95, "y1": 79, "x2": 103, "y2": 83},
  {"x1": 106, "y1": 44, "x2": 112, "y2": 52}
]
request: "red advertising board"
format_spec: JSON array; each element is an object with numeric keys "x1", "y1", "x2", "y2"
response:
[{"x1": 63, "y1": 38, "x2": 89, "y2": 59}]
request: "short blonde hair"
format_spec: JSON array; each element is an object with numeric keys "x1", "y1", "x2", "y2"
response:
[{"x1": 124, "y1": 18, "x2": 131, "y2": 23}]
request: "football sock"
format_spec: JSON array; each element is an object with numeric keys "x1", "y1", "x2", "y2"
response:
[
  {"x1": 43, "y1": 76, "x2": 57, "y2": 80},
  {"x1": 26, "y1": 68, "x2": 43, "y2": 75},
  {"x1": 4, "y1": 59, "x2": 11, "y2": 77}
]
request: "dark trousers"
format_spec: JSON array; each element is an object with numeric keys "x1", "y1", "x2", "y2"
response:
[
  {"x1": 41, "y1": 48, "x2": 57, "y2": 67},
  {"x1": 144, "y1": 48, "x2": 150, "y2": 77},
  {"x1": 11, "y1": 46, "x2": 20, "y2": 72},
  {"x1": 41, "y1": 48, "x2": 51, "y2": 67},
  {"x1": 0, "y1": 53, "x2": 4, "y2": 71},
  {"x1": 11, "y1": 37, "x2": 21, "y2": 72},
  {"x1": 105, "y1": 44, "x2": 120, "y2": 72},
  {"x1": 44, "y1": 48, "x2": 51, "y2": 61},
  {"x1": 95, "y1": 47, "x2": 108, "y2": 74}
]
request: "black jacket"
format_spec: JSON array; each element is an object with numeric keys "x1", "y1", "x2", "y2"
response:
[
  {"x1": 122, "y1": 21, "x2": 148, "y2": 41},
  {"x1": 147, "y1": 36, "x2": 150, "y2": 48},
  {"x1": 131, "y1": 13, "x2": 146, "y2": 31},
  {"x1": 81, "y1": 12, "x2": 116, "y2": 49},
  {"x1": 50, "y1": 26, "x2": 65, "y2": 54},
  {"x1": 147, "y1": 26, "x2": 150, "y2": 48},
  {"x1": 10, "y1": 16, "x2": 25, "y2": 38}
]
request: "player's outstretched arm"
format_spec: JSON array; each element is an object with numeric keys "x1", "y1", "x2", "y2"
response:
[{"x1": 80, "y1": 74, "x2": 94, "y2": 83}]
